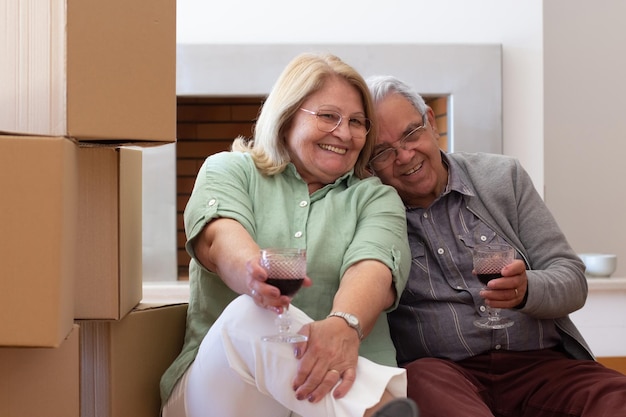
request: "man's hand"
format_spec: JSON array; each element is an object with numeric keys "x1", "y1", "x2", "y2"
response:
[{"x1": 481, "y1": 259, "x2": 527, "y2": 308}]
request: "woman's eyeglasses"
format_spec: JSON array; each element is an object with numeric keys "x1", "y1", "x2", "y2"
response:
[{"x1": 300, "y1": 108, "x2": 371, "y2": 138}]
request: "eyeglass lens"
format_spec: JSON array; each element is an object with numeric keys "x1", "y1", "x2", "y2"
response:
[
  {"x1": 301, "y1": 108, "x2": 370, "y2": 137},
  {"x1": 370, "y1": 125, "x2": 426, "y2": 169}
]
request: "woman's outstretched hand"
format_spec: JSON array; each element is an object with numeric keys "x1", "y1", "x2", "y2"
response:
[
  {"x1": 245, "y1": 256, "x2": 312, "y2": 313},
  {"x1": 290, "y1": 317, "x2": 360, "y2": 402}
]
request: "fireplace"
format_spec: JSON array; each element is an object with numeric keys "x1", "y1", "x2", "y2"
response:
[{"x1": 172, "y1": 43, "x2": 503, "y2": 277}]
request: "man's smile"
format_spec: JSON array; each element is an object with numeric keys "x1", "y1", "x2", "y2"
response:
[{"x1": 403, "y1": 161, "x2": 423, "y2": 176}]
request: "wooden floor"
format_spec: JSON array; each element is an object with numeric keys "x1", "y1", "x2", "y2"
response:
[{"x1": 597, "y1": 357, "x2": 626, "y2": 375}]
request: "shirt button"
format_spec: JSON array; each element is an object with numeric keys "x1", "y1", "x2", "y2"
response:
[
  {"x1": 437, "y1": 248, "x2": 444, "y2": 255},
  {"x1": 495, "y1": 344, "x2": 502, "y2": 350},
  {"x1": 294, "y1": 231, "x2": 303, "y2": 238},
  {"x1": 479, "y1": 305, "x2": 486, "y2": 312},
  {"x1": 208, "y1": 199, "x2": 216, "y2": 206},
  {"x1": 480, "y1": 235, "x2": 487, "y2": 242},
  {"x1": 423, "y1": 213, "x2": 428, "y2": 218},
  {"x1": 299, "y1": 201, "x2": 308, "y2": 207},
  {"x1": 456, "y1": 285, "x2": 463, "y2": 290}
]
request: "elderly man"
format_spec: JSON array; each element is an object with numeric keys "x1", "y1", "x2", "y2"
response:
[{"x1": 366, "y1": 75, "x2": 626, "y2": 417}]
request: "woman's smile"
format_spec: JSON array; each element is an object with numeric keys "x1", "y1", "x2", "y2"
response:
[{"x1": 318, "y1": 143, "x2": 348, "y2": 155}]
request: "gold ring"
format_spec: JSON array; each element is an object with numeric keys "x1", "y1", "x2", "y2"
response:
[
  {"x1": 251, "y1": 289, "x2": 257, "y2": 297},
  {"x1": 328, "y1": 369, "x2": 341, "y2": 376},
  {"x1": 514, "y1": 288, "x2": 519, "y2": 296}
]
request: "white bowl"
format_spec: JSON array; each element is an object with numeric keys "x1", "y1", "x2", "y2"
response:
[{"x1": 579, "y1": 253, "x2": 617, "y2": 278}]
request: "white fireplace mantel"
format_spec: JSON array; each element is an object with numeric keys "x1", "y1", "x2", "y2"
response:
[{"x1": 176, "y1": 43, "x2": 503, "y2": 155}]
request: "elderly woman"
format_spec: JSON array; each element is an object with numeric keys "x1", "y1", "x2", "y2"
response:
[{"x1": 160, "y1": 53, "x2": 417, "y2": 417}]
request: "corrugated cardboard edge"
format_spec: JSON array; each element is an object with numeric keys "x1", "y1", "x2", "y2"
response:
[
  {"x1": 133, "y1": 302, "x2": 189, "y2": 312},
  {"x1": 78, "y1": 302, "x2": 187, "y2": 417},
  {"x1": 119, "y1": 148, "x2": 143, "y2": 317}
]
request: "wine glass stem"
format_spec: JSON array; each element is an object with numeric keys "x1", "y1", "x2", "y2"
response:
[
  {"x1": 275, "y1": 308, "x2": 292, "y2": 334},
  {"x1": 488, "y1": 307, "x2": 501, "y2": 321}
]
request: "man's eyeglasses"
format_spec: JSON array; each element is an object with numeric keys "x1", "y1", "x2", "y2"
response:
[
  {"x1": 369, "y1": 115, "x2": 428, "y2": 171},
  {"x1": 300, "y1": 108, "x2": 371, "y2": 138}
]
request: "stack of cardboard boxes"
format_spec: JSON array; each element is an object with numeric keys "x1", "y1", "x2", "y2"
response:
[{"x1": 0, "y1": 1, "x2": 186, "y2": 416}]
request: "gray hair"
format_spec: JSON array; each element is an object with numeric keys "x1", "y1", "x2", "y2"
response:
[{"x1": 366, "y1": 75, "x2": 428, "y2": 115}]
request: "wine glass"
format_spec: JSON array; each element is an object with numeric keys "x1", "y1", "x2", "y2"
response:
[
  {"x1": 260, "y1": 248, "x2": 308, "y2": 343},
  {"x1": 473, "y1": 243, "x2": 516, "y2": 329}
]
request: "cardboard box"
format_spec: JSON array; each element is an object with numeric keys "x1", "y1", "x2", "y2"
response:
[
  {"x1": 0, "y1": 136, "x2": 78, "y2": 347},
  {"x1": 0, "y1": 0, "x2": 176, "y2": 142},
  {"x1": 0, "y1": 304, "x2": 185, "y2": 417},
  {"x1": 79, "y1": 303, "x2": 188, "y2": 417},
  {"x1": 76, "y1": 144, "x2": 143, "y2": 319},
  {"x1": 0, "y1": 325, "x2": 80, "y2": 417}
]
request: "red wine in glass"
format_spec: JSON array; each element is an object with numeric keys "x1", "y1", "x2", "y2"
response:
[
  {"x1": 265, "y1": 277, "x2": 304, "y2": 297},
  {"x1": 473, "y1": 244, "x2": 515, "y2": 329},
  {"x1": 260, "y1": 248, "x2": 308, "y2": 343},
  {"x1": 477, "y1": 273, "x2": 502, "y2": 286}
]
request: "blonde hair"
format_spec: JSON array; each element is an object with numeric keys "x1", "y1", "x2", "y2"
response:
[{"x1": 232, "y1": 52, "x2": 376, "y2": 179}]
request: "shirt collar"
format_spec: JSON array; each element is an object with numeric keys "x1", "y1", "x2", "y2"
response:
[
  {"x1": 286, "y1": 163, "x2": 356, "y2": 192},
  {"x1": 441, "y1": 152, "x2": 475, "y2": 198}
]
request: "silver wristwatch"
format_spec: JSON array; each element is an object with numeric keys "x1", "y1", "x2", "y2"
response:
[{"x1": 327, "y1": 312, "x2": 363, "y2": 340}]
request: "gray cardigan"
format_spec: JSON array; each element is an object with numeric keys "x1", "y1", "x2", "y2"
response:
[{"x1": 449, "y1": 152, "x2": 594, "y2": 360}]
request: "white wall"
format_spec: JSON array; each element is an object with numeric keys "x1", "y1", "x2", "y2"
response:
[
  {"x1": 142, "y1": 143, "x2": 178, "y2": 281},
  {"x1": 177, "y1": 0, "x2": 544, "y2": 191},
  {"x1": 544, "y1": 0, "x2": 626, "y2": 277}
]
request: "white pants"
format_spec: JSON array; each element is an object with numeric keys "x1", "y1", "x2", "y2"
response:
[{"x1": 163, "y1": 295, "x2": 407, "y2": 417}]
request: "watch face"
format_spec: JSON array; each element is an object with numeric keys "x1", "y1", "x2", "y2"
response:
[{"x1": 328, "y1": 312, "x2": 363, "y2": 340}]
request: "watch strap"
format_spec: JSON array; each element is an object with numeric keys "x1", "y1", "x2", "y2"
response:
[{"x1": 327, "y1": 311, "x2": 363, "y2": 340}]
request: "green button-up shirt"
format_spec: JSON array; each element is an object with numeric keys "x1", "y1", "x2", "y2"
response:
[{"x1": 160, "y1": 151, "x2": 411, "y2": 404}]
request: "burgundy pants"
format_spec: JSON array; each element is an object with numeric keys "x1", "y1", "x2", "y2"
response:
[{"x1": 404, "y1": 349, "x2": 626, "y2": 417}]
